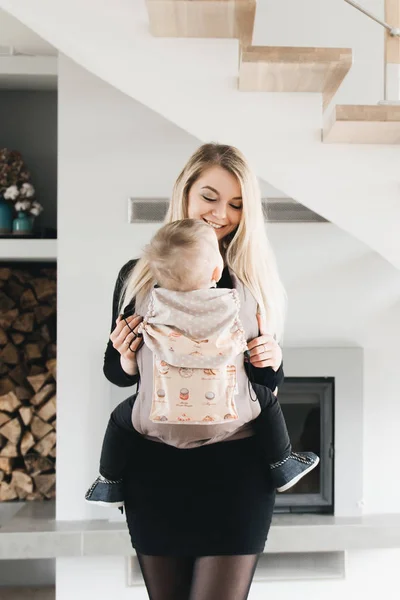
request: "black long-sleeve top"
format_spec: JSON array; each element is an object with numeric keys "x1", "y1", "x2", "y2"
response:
[{"x1": 103, "y1": 260, "x2": 284, "y2": 391}]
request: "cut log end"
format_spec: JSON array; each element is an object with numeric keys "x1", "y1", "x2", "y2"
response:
[
  {"x1": 0, "y1": 417, "x2": 22, "y2": 445},
  {"x1": 0, "y1": 265, "x2": 57, "y2": 501},
  {"x1": 11, "y1": 470, "x2": 34, "y2": 498},
  {"x1": 20, "y1": 430, "x2": 35, "y2": 456},
  {"x1": 33, "y1": 431, "x2": 56, "y2": 456},
  {"x1": 0, "y1": 481, "x2": 18, "y2": 501}
]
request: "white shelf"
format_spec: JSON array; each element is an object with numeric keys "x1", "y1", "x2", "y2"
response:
[
  {"x1": 0, "y1": 55, "x2": 57, "y2": 90},
  {"x1": 0, "y1": 239, "x2": 57, "y2": 261}
]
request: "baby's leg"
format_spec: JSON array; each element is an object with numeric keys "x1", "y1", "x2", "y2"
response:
[
  {"x1": 251, "y1": 383, "x2": 291, "y2": 464},
  {"x1": 251, "y1": 383, "x2": 319, "y2": 493},
  {"x1": 86, "y1": 394, "x2": 139, "y2": 507},
  {"x1": 100, "y1": 393, "x2": 139, "y2": 480}
]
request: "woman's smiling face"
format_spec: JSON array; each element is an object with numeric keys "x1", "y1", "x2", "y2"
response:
[{"x1": 187, "y1": 166, "x2": 243, "y2": 242}]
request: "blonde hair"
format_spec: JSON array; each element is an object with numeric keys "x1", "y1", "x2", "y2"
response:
[
  {"x1": 143, "y1": 219, "x2": 219, "y2": 291},
  {"x1": 122, "y1": 143, "x2": 286, "y2": 340}
]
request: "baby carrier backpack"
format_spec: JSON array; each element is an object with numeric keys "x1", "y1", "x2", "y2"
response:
[{"x1": 140, "y1": 286, "x2": 248, "y2": 425}]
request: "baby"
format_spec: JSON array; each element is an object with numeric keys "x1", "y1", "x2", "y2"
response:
[{"x1": 86, "y1": 219, "x2": 318, "y2": 507}]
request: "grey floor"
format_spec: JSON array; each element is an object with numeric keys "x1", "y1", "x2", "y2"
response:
[{"x1": 0, "y1": 588, "x2": 55, "y2": 600}]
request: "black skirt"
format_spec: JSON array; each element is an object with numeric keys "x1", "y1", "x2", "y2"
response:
[{"x1": 124, "y1": 434, "x2": 276, "y2": 556}]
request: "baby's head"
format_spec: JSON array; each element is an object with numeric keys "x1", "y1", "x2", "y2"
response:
[{"x1": 144, "y1": 219, "x2": 223, "y2": 292}]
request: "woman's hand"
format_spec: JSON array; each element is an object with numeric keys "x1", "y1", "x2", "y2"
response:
[
  {"x1": 246, "y1": 313, "x2": 282, "y2": 371},
  {"x1": 110, "y1": 313, "x2": 143, "y2": 375}
]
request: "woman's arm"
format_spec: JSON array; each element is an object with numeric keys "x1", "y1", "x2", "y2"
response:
[
  {"x1": 246, "y1": 313, "x2": 284, "y2": 391},
  {"x1": 249, "y1": 362, "x2": 284, "y2": 391},
  {"x1": 103, "y1": 260, "x2": 141, "y2": 387}
]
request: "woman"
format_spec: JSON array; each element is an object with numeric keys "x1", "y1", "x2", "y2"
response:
[{"x1": 103, "y1": 143, "x2": 286, "y2": 599}]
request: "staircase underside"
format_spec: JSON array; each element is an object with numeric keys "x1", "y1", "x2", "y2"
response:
[
  {"x1": 324, "y1": 105, "x2": 400, "y2": 143},
  {"x1": 1, "y1": 0, "x2": 399, "y2": 269}
]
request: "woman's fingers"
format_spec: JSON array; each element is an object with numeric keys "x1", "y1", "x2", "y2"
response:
[
  {"x1": 112, "y1": 324, "x2": 133, "y2": 348},
  {"x1": 110, "y1": 316, "x2": 126, "y2": 341},
  {"x1": 122, "y1": 314, "x2": 142, "y2": 329},
  {"x1": 246, "y1": 332, "x2": 282, "y2": 370},
  {"x1": 110, "y1": 314, "x2": 143, "y2": 353},
  {"x1": 128, "y1": 333, "x2": 144, "y2": 354},
  {"x1": 247, "y1": 334, "x2": 274, "y2": 352},
  {"x1": 114, "y1": 313, "x2": 142, "y2": 328},
  {"x1": 120, "y1": 330, "x2": 143, "y2": 352},
  {"x1": 121, "y1": 331, "x2": 143, "y2": 356},
  {"x1": 111, "y1": 316, "x2": 137, "y2": 342},
  {"x1": 250, "y1": 349, "x2": 274, "y2": 362},
  {"x1": 248, "y1": 343, "x2": 274, "y2": 358}
]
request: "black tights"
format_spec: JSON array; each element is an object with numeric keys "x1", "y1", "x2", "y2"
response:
[{"x1": 137, "y1": 553, "x2": 259, "y2": 600}]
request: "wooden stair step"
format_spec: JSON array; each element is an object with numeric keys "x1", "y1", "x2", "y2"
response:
[
  {"x1": 323, "y1": 104, "x2": 400, "y2": 144},
  {"x1": 146, "y1": 0, "x2": 257, "y2": 45},
  {"x1": 239, "y1": 46, "x2": 352, "y2": 110}
]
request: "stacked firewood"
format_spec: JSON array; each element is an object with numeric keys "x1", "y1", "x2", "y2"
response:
[{"x1": 0, "y1": 265, "x2": 56, "y2": 501}]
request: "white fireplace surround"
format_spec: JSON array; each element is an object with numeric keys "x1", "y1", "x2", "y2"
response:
[{"x1": 283, "y1": 347, "x2": 363, "y2": 518}]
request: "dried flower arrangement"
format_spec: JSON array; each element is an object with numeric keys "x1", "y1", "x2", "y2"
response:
[{"x1": 0, "y1": 148, "x2": 43, "y2": 217}]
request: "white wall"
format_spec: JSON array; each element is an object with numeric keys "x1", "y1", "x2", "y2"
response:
[
  {"x1": 56, "y1": 58, "x2": 400, "y2": 598},
  {"x1": 363, "y1": 347, "x2": 400, "y2": 513},
  {"x1": 271, "y1": 223, "x2": 400, "y2": 349}
]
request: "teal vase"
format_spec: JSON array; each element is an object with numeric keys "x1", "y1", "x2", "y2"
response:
[
  {"x1": 13, "y1": 211, "x2": 33, "y2": 235},
  {"x1": 0, "y1": 196, "x2": 13, "y2": 234}
]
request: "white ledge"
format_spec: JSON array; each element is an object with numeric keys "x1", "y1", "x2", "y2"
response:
[
  {"x1": 0, "y1": 56, "x2": 57, "y2": 90},
  {"x1": 0, "y1": 56, "x2": 57, "y2": 77},
  {"x1": 1, "y1": 503, "x2": 400, "y2": 560},
  {"x1": 0, "y1": 239, "x2": 57, "y2": 261}
]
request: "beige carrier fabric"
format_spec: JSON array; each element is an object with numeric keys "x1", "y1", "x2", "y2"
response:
[
  {"x1": 132, "y1": 270, "x2": 261, "y2": 449},
  {"x1": 141, "y1": 288, "x2": 247, "y2": 425},
  {"x1": 150, "y1": 359, "x2": 240, "y2": 424},
  {"x1": 142, "y1": 288, "x2": 247, "y2": 368}
]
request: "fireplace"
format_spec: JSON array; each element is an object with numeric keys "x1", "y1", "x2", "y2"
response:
[{"x1": 274, "y1": 377, "x2": 334, "y2": 514}]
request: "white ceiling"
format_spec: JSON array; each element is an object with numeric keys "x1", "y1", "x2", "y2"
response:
[{"x1": 0, "y1": 8, "x2": 56, "y2": 55}]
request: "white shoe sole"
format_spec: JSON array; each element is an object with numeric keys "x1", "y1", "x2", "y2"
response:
[
  {"x1": 276, "y1": 456, "x2": 320, "y2": 493},
  {"x1": 85, "y1": 498, "x2": 124, "y2": 508}
]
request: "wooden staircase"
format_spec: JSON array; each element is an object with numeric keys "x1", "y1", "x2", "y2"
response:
[
  {"x1": 146, "y1": 0, "x2": 400, "y2": 144},
  {"x1": 239, "y1": 46, "x2": 352, "y2": 110},
  {"x1": 324, "y1": 104, "x2": 400, "y2": 143},
  {"x1": 146, "y1": 0, "x2": 257, "y2": 45}
]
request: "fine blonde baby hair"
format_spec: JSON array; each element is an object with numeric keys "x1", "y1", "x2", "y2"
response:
[{"x1": 143, "y1": 219, "x2": 219, "y2": 292}]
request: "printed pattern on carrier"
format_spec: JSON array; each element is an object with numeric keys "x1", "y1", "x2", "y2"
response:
[{"x1": 140, "y1": 287, "x2": 248, "y2": 424}]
